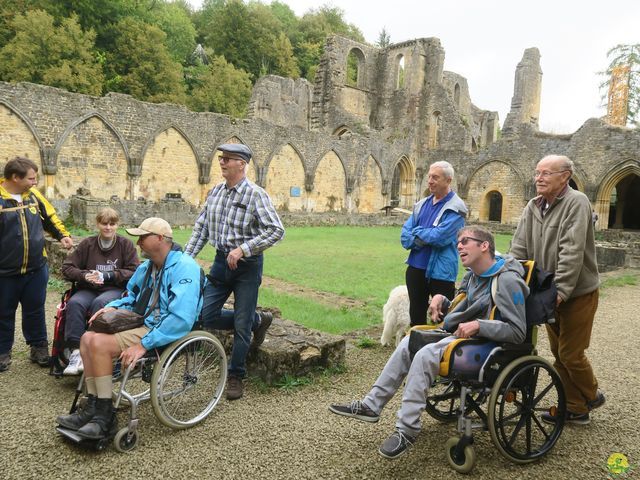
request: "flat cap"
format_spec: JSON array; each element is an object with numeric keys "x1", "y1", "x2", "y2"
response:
[{"x1": 217, "y1": 143, "x2": 252, "y2": 163}]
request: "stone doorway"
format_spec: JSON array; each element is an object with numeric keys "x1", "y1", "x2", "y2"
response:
[
  {"x1": 608, "y1": 174, "x2": 640, "y2": 230},
  {"x1": 390, "y1": 156, "x2": 415, "y2": 208},
  {"x1": 487, "y1": 191, "x2": 503, "y2": 222}
]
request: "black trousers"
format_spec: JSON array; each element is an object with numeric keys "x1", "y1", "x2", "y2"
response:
[{"x1": 405, "y1": 265, "x2": 456, "y2": 326}]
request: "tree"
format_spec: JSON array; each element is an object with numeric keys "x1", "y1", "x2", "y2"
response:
[
  {"x1": 600, "y1": 43, "x2": 640, "y2": 126},
  {"x1": 376, "y1": 27, "x2": 391, "y2": 48},
  {"x1": 0, "y1": 10, "x2": 104, "y2": 95},
  {"x1": 105, "y1": 17, "x2": 185, "y2": 104},
  {"x1": 201, "y1": 0, "x2": 298, "y2": 79},
  {"x1": 294, "y1": 6, "x2": 365, "y2": 80},
  {"x1": 143, "y1": 1, "x2": 197, "y2": 63},
  {"x1": 186, "y1": 54, "x2": 252, "y2": 117}
]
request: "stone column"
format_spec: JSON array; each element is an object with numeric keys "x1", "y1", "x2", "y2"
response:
[{"x1": 503, "y1": 48, "x2": 542, "y2": 134}]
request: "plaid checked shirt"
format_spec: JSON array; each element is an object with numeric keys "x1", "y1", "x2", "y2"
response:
[{"x1": 185, "y1": 178, "x2": 284, "y2": 258}]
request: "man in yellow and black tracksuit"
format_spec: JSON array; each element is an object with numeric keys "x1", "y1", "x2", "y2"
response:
[{"x1": 0, "y1": 157, "x2": 73, "y2": 372}]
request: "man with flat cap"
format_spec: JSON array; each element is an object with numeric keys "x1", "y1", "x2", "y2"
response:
[
  {"x1": 56, "y1": 217, "x2": 204, "y2": 440},
  {"x1": 185, "y1": 143, "x2": 284, "y2": 400}
]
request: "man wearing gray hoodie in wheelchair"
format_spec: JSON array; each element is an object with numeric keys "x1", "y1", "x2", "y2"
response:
[{"x1": 329, "y1": 226, "x2": 528, "y2": 459}]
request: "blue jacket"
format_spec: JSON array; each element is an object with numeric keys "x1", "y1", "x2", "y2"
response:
[
  {"x1": 401, "y1": 192, "x2": 467, "y2": 282},
  {"x1": 106, "y1": 249, "x2": 204, "y2": 350}
]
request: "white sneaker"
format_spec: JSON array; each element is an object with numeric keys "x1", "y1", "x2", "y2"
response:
[{"x1": 63, "y1": 349, "x2": 84, "y2": 375}]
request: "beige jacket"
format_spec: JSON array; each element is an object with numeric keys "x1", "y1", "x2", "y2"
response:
[{"x1": 510, "y1": 187, "x2": 599, "y2": 301}]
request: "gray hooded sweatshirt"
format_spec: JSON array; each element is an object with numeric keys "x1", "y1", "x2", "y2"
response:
[{"x1": 442, "y1": 254, "x2": 529, "y2": 344}]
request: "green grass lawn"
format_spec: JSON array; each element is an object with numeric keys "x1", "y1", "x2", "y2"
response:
[{"x1": 65, "y1": 223, "x2": 512, "y2": 334}]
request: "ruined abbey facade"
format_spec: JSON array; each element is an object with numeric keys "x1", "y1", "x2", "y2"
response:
[{"x1": 1, "y1": 35, "x2": 639, "y2": 229}]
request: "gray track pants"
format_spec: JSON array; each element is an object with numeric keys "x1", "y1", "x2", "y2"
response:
[{"x1": 363, "y1": 335, "x2": 457, "y2": 437}]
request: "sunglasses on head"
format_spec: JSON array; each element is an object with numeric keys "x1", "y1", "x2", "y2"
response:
[{"x1": 457, "y1": 236, "x2": 485, "y2": 246}]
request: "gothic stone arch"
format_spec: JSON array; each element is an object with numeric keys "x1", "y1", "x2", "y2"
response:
[
  {"x1": 265, "y1": 144, "x2": 306, "y2": 212},
  {"x1": 466, "y1": 161, "x2": 525, "y2": 224}
]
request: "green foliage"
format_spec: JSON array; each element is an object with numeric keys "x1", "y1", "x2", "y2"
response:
[
  {"x1": 601, "y1": 273, "x2": 639, "y2": 289},
  {"x1": 105, "y1": 17, "x2": 186, "y2": 104},
  {"x1": 201, "y1": 0, "x2": 298, "y2": 79},
  {"x1": 144, "y1": 1, "x2": 197, "y2": 63},
  {"x1": 274, "y1": 373, "x2": 312, "y2": 392},
  {"x1": 0, "y1": 10, "x2": 104, "y2": 94},
  {"x1": 47, "y1": 276, "x2": 69, "y2": 292},
  {"x1": 355, "y1": 336, "x2": 376, "y2": 349},
  {"x1": 186, "y1": 54, "x2": 252, "y2": 117},
  {"x1": 599, "y1": 43, "x2": 640, "y2": 126}
]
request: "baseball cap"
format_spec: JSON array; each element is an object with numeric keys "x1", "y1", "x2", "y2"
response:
[{"x1": 126, "y1": 217, "x2": 173, "y2": 238}]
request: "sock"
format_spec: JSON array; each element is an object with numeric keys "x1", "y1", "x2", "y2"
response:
[
  {"x1": 95, "y1": 375, "x2": 113, "y2": 399},
  {"x1": 85, "y1": 376, "x2": 97, "y2": 396}
]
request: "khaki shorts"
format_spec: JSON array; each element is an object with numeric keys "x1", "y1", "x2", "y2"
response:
[{"x1": 114, "y1": 326, "x2": 150, "y2": 351}]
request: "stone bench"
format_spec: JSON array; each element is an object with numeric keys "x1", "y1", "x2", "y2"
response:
[{"x1": 44, "y1": 237, "x2": 346, "y2": 383}]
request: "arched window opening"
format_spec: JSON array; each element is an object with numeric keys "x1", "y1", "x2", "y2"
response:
[
  {"x1": 396, "y1": 54, "x2": 405, "y2": 89},
  {"x1": 428, "y1": 111, "x2": 441, "y2": 148},
  {"x1": 346, "y1": 49, "x2": 365, "y2": 88},
  {"x1": 454, "y1": 83, "x2": 461, "y2": 107}
]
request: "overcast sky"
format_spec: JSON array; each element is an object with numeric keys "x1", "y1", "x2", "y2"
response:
[{"x1": 187, "y1": 0, "x2": 639, "y2": 133}]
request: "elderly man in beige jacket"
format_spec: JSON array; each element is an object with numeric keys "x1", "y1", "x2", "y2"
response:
[{"x1": 510, "y1": 154, "x2": 604, "y2": 425}]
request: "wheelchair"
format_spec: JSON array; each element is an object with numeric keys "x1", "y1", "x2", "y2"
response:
[
  {"x1": 414, "y1": 260, "x2": 566, "y2": 474},
  {"x1": 56, "y1": 330, "x2": 227, "y2": 452}
]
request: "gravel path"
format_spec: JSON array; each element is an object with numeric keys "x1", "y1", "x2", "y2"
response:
[{"x1": 1, "y1": 281, "x2": 638, "y2": 480}]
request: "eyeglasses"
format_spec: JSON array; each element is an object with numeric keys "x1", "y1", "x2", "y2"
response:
[
  {"x1": 534, "y1": 170, "x2": 569, "y2": 179},
  {"x1": 457, "y1": 236, "x2": 485, "y2": 246},
  {"x1": 219, "y1": 156, "x2": 242, "y2": 163}
]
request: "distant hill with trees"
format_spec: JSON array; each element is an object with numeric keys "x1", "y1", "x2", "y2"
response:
[{"x1": 0, "y1": 0, "x2": 365, "y2": 117}]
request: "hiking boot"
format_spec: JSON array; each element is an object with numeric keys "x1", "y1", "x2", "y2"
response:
[
  {"x1": 378, "y1": 429, "x2": 416, "y2": 459},
  {"x1": 76, "y1": 398, "x2": 117, "y2": 440},
  {"x1": 587, "y1": 390, "x2": 606, "y2": 411},
  {"x1": 29, "y1": 341, "x2": 49, "y2": 367},
  {"x1": 226, "y1": 376, "x2": 244, "y2": 400},
  {"x1": 252, "y1": 311, "x2": 273, "y2": 349},
  {"x1": 63, "y1": 349, "x2": 84, "y2": 376},
  {"x1": 56, "y1": 395, "x2": 96, "y2": 430},
  {"x1": 0, "y1": 352, "x2": 11, "y2": 372},
  {"x1": 328, "y1": 400, "x2": 379, "y2": 423},
  {"x1": 542, "y1": 410, "x2": 590, "y2": 425}
]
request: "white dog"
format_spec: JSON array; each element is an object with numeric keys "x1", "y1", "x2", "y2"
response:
[{"x1": 380, "y1": 285, "x2": 411, "y2": 346}]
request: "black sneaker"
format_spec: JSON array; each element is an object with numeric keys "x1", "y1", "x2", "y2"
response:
[
  {"x1": 542, "y1": 410, "x2": 590, "y2": 425},
  {"x1": 587, "y1": 390, "x2": 606, "y2": 411},
  {"x1": 252, "y1": 311, "x2": 273, "y2": 349},
  {"x1": 328, "y1": 400, "x2": 379, "y2": 423},
  {"x1": 378, "y1": 429, "x2": 416, "y2": 459}
]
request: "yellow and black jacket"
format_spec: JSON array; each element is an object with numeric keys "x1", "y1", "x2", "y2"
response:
[{"x1": 0, "y1": 179, "x2": 70, "y2": 276}]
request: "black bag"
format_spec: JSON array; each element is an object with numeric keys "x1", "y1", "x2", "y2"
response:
[
  {"x1": 90, "y1": 309, "x2": 145, "y2": 334},
  {"x1": 408, "y1": 328, "x2": 452, "y2": 359},
  {"x1": 90, "y1": 263, "x2": 160, "y2": 334},
  {"x1": 524, "y1": 263, "x2": 557, "y2": 325}
]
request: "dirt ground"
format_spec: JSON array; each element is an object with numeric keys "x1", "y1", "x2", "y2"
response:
[{"x1": 0, "y1": 279, "x2": 638, "y2": 480}]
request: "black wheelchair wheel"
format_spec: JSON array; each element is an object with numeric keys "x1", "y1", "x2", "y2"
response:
[
  {"x1": 487, "y1": 355, "x2": 566, "y2": 464},
  {"x1": 425, "y1": 378, "x2": 461, "y2": 422}
]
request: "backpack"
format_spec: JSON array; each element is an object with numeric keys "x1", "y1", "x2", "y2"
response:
[{"x1": 491, "y1": 260, "x2": 557, "y2": 326}]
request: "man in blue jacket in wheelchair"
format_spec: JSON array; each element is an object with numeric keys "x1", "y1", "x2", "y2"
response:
[
  {"x1": 329, "y1": 226, "x2": 529, "y2": 459},
  {"x1": 55, "y1": 217, "x2": 203, "y2": 441}
]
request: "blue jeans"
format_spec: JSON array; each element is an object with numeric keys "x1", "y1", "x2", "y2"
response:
[
  {"x1": 0, "y1": 264, "x2": 49, "y2": 354},
  {"x1": 202, "y1": 251, "x2": 262, "y2": 378}
]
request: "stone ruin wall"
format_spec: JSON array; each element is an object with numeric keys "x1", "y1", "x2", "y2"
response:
[{"x1": 1, "y1": 35, "x2": 639, "y2": 231}]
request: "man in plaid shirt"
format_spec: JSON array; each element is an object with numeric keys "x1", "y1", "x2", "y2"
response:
[{"x1": 185, "y1": 143, "x2": 284, "y2": 400}]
